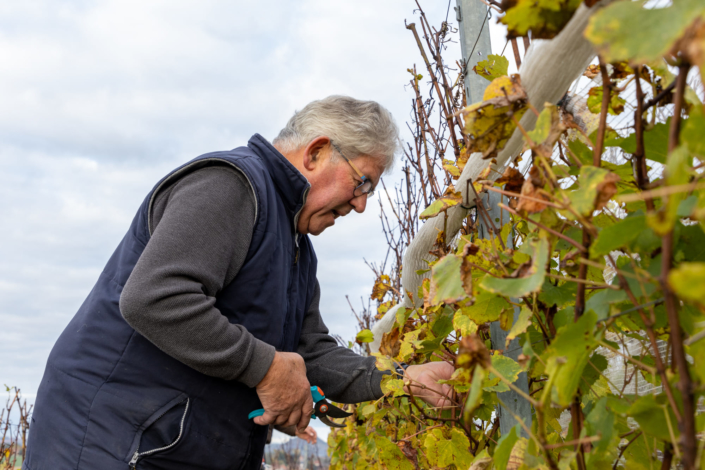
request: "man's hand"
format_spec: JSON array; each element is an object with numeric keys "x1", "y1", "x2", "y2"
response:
[
  {"x1": 403, "y1": 361, "x2": 455, "y2": 409},
  {"x1": 295, "y1": 426, "x2": 317, "y2": 445},
  {"x1": 254, "y1": 352, "x2": 313, "y2": 432}
]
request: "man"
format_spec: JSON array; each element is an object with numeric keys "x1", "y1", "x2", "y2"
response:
[{"x1": 25, "y1": 96, "x2": 454, "y2": 470}]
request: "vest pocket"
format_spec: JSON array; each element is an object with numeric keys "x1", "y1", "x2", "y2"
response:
[{"x1": 127, "y1": 394, "x2": 190, "y2": 469}]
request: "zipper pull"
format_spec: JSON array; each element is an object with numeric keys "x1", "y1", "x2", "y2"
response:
[
  {"x1": 129, "y1": 451, "x2": 140, "y2": 468},
  {"x1": 294, "y1": 247, "x2": 300, "y2": 265}
]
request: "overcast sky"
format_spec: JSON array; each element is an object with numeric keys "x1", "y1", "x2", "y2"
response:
[{"x1": 0, "y1": 0, "x2": 512, "y2": 442}]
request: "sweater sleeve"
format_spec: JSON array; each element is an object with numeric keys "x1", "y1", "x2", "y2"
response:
[
  {"x1": 297, "y1": 280, "x2": 386, "y2": 404},
  {"x1": 119, "y1": 164, "x2": 276, "y2": 387}
]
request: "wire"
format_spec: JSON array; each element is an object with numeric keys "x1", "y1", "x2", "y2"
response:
[{"x1": 467, "y1": 6, "x2": 490, "y2": 60}]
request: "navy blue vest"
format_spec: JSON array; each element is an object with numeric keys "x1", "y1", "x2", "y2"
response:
[{"x1": 25, "y1": 135, "x2": 318, "y2": 470}]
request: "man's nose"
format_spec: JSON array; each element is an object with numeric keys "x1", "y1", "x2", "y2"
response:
[{"x1": 350, "y1": 194, "x2": 367, "y2": 213}]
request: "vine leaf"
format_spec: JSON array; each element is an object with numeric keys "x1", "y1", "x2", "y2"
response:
[
  {"x1": 462, "y1": 75, "x2": 528, "y2": 160},
  {"x1": 500, "y1": 0, "x2": 582, "y2": 40},
  {"x1": 459, "y1": 291, "x2": 511, "y2": 324},
  {"x1": 543, "y1": 311, "x2": 598, "y2": 407},
  {"x1": 585, "y1": 0, "x2": 705, "y2": 64},
  {"x1": 423, "y1": 428, "x2": 474, "y2": 469},
  {"x1": 463, "y1": 367, "x2": 486, "y2": 421},
  {"x1": 430, "y1": 254, "x2": 468, "y2": 305},
  {"x1": 419, "y1": 190, "x2": 462, "y2": 220},
  {"x1": 565, "y1": 166, "x2": 619, "y2": 218},
  {"x1": 505, "y1": 306, "x2": 532, "y2": 347},
  {"x1": 494, "y1": 424, "x2": 520, "y2": 470},
  {"x1": 627, "y1": 394, "x2": 680, "y2": 442},
  {"x1": 454, "y1": 309, "x2": 479, "y2": 336},
  {"x1": 473, "y1": 54, "x2": 509, "y2": 82},
  {"x1": 590, "y1": 214, "x2": 648, "y2": 257},
  {"x1": 538, "y1": 281, "x2": 576, "y2": 308},
  {"x1": 605, "y1": 119, "x2": 670, "y2": 164},
  {"x1": 584, "y1": 397, "x2": 618, "y2": 458},
  {"x1": 587, "y1": 85, "x2": 626, "y2": 115},
  {"x1": 648, "y1": 146, "x2": 692, "y2": 235},
  {"x1": 481, "y1": 237, "x2": 549, "y2": 298},
  {"x1": 486, "y1": 355, "x2": 522, "y2": 393},
  {"x1": 356, "y1": 329, "x2": 374, "y2": 344},
  {"x1": 682, "y1": 104, "x2": 705, "y2": 158},
  {"x1": 371, "y1": 274, "x2": 392, "y2": 301},
  {"x1": 373, "y1": 435, "x2": 415, "y2": 470},
  {"x1": 525, "y1": 103, "x2": 566, "y2": 157},
  {"x1": 668, "y1": 262, "x2": 705, "y2": 306}
]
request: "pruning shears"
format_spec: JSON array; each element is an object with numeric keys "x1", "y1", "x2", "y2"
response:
[{"x1": 248, "y1": 386, "x2": 352, "y2": 428}]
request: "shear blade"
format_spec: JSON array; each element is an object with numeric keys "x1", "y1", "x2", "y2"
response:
[
  {"x1": 322, "y1": 402, "x2": 352, "y2": 419},
  {"x1": 317, "y1": 413, "x2": 346, "y2": 428}
]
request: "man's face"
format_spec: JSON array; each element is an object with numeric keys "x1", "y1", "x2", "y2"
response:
[{"x1": 296, "y1": 149, "x2": 384, "y2": 236}]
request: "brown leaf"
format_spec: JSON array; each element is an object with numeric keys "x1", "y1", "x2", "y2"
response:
[
  {"x1": 495, "y1": 166, "x2": 525, "y2": 194},
  {"x1": 516, "y1": 165, "x2": 550, "y2": 214},
  {"x1": 456, "y1": 334, "x2": 491, "y2": 369},
  {"x1": 583, "y1": 64, "x2": 600, "y2": 79},
  {"x1": 371, "y1": 274, "x2": 392, "y2": 301},
  {"x1": 583, "y1": 0, "x2": 600, "y2": 7},
  {"x1": 499, "y1": 309, "x2": 513, "y2": 332},
  {"x1": 380, "y1": 328, "x2": 401, "y2": 358},
  {"x1": 595, "y1": 172, "x2": 620, "y2": 211},
  {"x1": 460, "y1": 258, "x2": 474, "y2": 297},
  {"x1": 396, "y1": 440, "x2": 417, "y2": 464},
  {"x1": 610, "y1": 61, "x2": 633, "y2": 80}
]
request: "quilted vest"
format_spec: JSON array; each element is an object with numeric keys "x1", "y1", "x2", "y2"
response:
[{"x1": 24, "y1": 134, "x2": 317, "y2": 470}]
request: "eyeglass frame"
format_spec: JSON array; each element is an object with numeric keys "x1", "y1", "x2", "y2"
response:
[{"x1": 330, "y1": 142, "x2": 375, "y2": 198}]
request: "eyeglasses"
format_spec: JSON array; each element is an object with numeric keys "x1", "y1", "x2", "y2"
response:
[{"x1": 330, "y1": 142, "x2": 375, "y2": 198}]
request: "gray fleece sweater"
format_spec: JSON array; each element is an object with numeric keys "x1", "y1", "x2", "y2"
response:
[{"x1": 119, "y1": 163, "x2": 384, "y2": 403}]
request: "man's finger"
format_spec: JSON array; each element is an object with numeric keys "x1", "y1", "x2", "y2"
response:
[
  {"x1": 297, "y1": 396, "x2": 314, "y2": 431},
  {"x1": 253, "y1": 410, "x2": 277, "y2": 426},
  {"x1": 286, "y1": 408, "x2": 303, "y2": 429}
]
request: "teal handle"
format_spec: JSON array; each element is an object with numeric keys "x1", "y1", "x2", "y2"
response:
[{"x1": 249, "y1": 385, "x2": 326, "y2": 420}]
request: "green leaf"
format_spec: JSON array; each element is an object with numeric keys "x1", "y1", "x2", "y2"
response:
[
  {"x1": 590, "y1": 214, "x2": 648, "y2": 257},
  {"x1": 668, "y1": 262, "x2": 705, "y2": 305},
  {"x1": 505, "y1": 306, "x2": 532, "y2": 347},
  {"x1": 356, "y1": 329, "x2": 374, "y2": 343},
  {"x1": 458, "y1": 291, "x2": 511, "y2": 324},
  {"x1": 419, "y1": 196, "x2": 461, "y2": 220},
  {"x1": 543, "y1": 311, "x2": 598, "y2": 407},
  {"x1": 584, "y1": 397, "x2": 617, "y2": 457},
  {"x1": 627, "y1": 394, "x2": 679, "y2": 442},
  {"x1": 473, "y1": 54, "x2": 509, "y2": 82},
  {"x1": 486, "y1": 354, "x2": 522, "y2": 393},
  {"x1": 585, "y1": 0, "x2": 705, "y2": 64},
  {"x1": 430, "y1": 254, "x2": 468, "y2": 305},
  {"x1": 605, "y1": 119, "x2": 670, "y2": 164},
  {"x1": 373, "y1": 435, "x2": 414, "y2": 470},
  {"x1": 587, "y1": 85, "x2": 626, "y2": 115},
  {"x1": 423, "y1": 428, "x2": 473, "y2": 469},
  {"x1": 463, "y1": 367, "x2": 486, "y2": 421},
  {"x1": 380, "y1": 377, "x2": 407, "y2": 397},
  {"x1": 462, "y1": 75, "x2": 528, "y2": 160},
  {"x1": 454, "y1": 309, "x2": 479, "y2": 336},
  {"x1": 682, "y1": 104, "x2": 705, "y2": 158},
  {"x1": 481, "y1": 238, "x2": 549, "y2": 298},
  {"x1": 538, "y1": 281, "x2": 576, "y2": 308},
  {"x1": 566, "y1": 166, "x2": 618, "y2": 217},
  {"x1": 501, "y1": 0, "x2": 582, "y2": 40},
  {"x1": 494, "y1": 424, "x2": 519, "y2": 470}
]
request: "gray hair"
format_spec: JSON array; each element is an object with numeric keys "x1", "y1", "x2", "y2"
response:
[{"x1": 273, "y1": 95, "x2": 399, "y2": 173}]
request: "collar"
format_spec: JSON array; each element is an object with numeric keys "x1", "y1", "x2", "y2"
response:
[{"x1": 246, "y1": 133, "x2": 310, "y2": 220}]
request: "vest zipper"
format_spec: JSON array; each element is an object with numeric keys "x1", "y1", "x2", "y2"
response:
[
  {"x1": 292, "y1": 185, "x2": 310, "y2": 265},
  {"x1": 128, "y1": 398, "x2": 190, "y2": 469}
]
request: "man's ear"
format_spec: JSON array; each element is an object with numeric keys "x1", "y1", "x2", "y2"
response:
[{"x1": 302, "y1": 136, "x2": 331, "y2": 171}]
